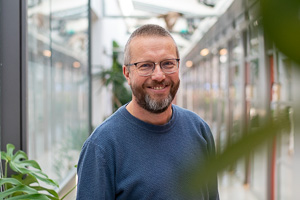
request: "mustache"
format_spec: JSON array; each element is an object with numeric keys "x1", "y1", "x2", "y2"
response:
[{"x1": 147, "y1": 80, "x2": 171, "y2": 86}]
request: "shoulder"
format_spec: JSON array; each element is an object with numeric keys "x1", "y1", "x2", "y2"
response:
[
  {"x1": 172, "y1": 104, "x2": 212, "y2": 137},
  {"x1": 85, "y1": 105, "x2": 129, "y2": 147},
  {"x1": 172, "y1": 105, "x2": 216, "y2": 154},
  {"x1": 173, "y1": 104, "x2": 208, "y2": 126}
]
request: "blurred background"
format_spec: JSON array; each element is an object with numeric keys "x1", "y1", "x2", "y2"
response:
[{"x1": 1, "y1": 0, "x2": 299, "y2": 199}]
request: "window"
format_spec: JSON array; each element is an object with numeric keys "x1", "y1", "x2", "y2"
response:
[{"x1": 27, "y1": 0, "x2": 90, "y2": 184}]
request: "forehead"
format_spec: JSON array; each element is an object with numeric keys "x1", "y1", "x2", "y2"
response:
[
  {"x1": 130, "y1": 35, "x2": 175, "y2": 47},
  {"x1": 129, "y1": 36, "x2": 177, "y2": 58}
]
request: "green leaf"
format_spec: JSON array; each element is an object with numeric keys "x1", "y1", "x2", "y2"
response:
[
  {"x1": 9, "y1": 150, "x2": 29, "y2": 173},
  {"x1": 1, "y1": 151, "x2": 9, "y2": 161},
  {"x1": 1, "y1": 144, "x2": 16, "y2": 162},
  {"x1": 5, "y1": 194, "x2": 51, "y2": 200},
  {"x1": 0, "y1": 146, "x2": 63, "y2": 198},
  {"x1": 7, "y1": 144, "x2": 16, "y2": 158},
  {"x1": 261, "y1": 0, "x2": 300, "y2": 65},
  {"x1": 0, "y1": 184, "x2": 38, "y2": 199},
  {"x1": 13, "y1": 151, "x2": 28, "y2": 161},
  {"x1": 11, "y1": 174, "x2": 38, "y2": 186},
  {"x1": 44, "y1": 195, "x2": 60, "y2": 200},
  {"x1": 183, "y1": 112, "x2": 290, "y2": 194},
  {"x1": 0, "y1": 178, "x2": 58, "y2": 199},
  {"x1": 31, "y1": 186, "x2": 59, "y2": 198},
  {"x1": 20, "y1": 160, "x2": 41, "y2": 170},
  {"x1": 0, "y1": 178, "x2": 23, "y2": 186},
  {"x1": 0, "y1": 178, "x2": 59, "y2": 199},
  {"x1": 30, "y1": 171, "x2": 58, "y2": 187},
  {"x1": 12, "y1": 160, "x2": 42, "y2": 173},
  {"x1": 7, "y1": 150, "x2": 59, "y2": 188}
]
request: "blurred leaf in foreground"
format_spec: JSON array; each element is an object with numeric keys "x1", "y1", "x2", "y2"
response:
[
  {"x1": 260, "y1": 0, "x2": 300, "y2": 64},
  {"x1": 182, "y1": 110, "x2": 290, "y2": 195}
]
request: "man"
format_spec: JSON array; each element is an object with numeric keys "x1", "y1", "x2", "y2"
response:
[{"x1": 76, "y1": 24, "x2": 219, "y2": 199}]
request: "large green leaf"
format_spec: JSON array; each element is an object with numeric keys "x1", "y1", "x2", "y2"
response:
[
  {"x1": 10, "y1": 152, "x2": 39, "y2": 173},
  {"x1": 10, "y1": 173, "x2": 60, "y2": 199},
  {"x1": 29, "y1": 171, "x2": 58, "y2": 187},
  {"x1": 1, "y1": 144, "x2": 17, "y2": 162},
  {"x1": 0, "y1": 178, "x2": 23, "y2": 186},
  {"x1": 5, "y1": 148, "x2": 59, "y2": 188},
  {"x1": 31, "y1": 186, "x2": 59, "y2": 199},
  {"x1": 0, "y1": 176, "x2": 59, "y2": 199},
  {"x1": 183, "y1": 112, "x2": 290, "y2": 194},
  {"x1": 260, "y1": 0, "x2": 300, "y2": 64},
  {"x1": 11, "y1": 174, "x2": 38, "y2": 186},
  {"x1": 7, "y1": 144, "x2": 16, "y2": 159},
  {"x1": 0, "y1": 182, "x2": 38, "y2": 199},
  {"x1": 16, "y1": 159, "x2": 41, "y2": 171},
  {"x1": 1, "y1": 151, "x2": 9, "y2": 161},
  {"x1": 5, "y1": 194, "x2": 51, "y2": 200}
]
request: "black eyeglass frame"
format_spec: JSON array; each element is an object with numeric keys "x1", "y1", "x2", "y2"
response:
[{"x1": 125, "y1": 58, "x2": 180, "y2": 76}]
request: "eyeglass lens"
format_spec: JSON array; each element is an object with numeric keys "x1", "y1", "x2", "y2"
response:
[{"x1": 136, "y1": 59, "x2": 178, "y2": 76}]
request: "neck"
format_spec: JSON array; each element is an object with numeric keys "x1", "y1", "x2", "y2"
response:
[{"x1": 126, "y1": 101, "x2": 173, "y2": 125}]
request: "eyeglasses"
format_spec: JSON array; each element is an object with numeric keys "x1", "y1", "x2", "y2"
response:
[{"x1": 126, "y1": 58, "x2": 180, "y2": 76}]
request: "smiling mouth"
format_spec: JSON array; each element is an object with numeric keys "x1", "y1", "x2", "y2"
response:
[
  {"x1": 147, "y1": 81, "x2": 170, "y2": 91},
  {"x1": 152, "y1": 86, "x2": 166, "y2": 90}
]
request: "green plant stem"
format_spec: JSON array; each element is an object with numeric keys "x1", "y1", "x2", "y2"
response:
[
  {"x1": 4, "y1": 160, "x2": 8, "y2": 191},
  {"x1": 4, "y1": 160, "x2": 8, "y2": 178},
  {"x1": 60, "y1": 184, "x2": 77, "y2": 200}
]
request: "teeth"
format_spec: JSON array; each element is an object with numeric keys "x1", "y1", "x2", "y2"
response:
[{"x1": 153, "y1": 86, "x2": 164, "y2": 90}]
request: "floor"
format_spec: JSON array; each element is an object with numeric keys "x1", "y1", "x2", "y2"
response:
[{"x1": 219, "y1": 173, "x2": 258, "y2": 200}]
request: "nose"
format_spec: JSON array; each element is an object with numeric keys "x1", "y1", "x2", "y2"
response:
[{"x1": 151, "y1": 63, "x2": 165, "y2": 81}]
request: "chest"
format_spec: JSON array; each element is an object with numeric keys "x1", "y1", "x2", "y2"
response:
[{"x1": 113, "y1": 130, "x2": 208, "y2": 199}]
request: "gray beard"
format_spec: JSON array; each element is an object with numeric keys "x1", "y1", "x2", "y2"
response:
[
  {"x1": 144, "y1": 94, "x2": 173, "y2": 113},
  {"x1": 130, "y1": 79, "x2": 180, "y2": 114}
]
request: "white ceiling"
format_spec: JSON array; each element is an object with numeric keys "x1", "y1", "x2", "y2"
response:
[{"x1": 105, "y1": 0, "x2": 234, "y2": 52}]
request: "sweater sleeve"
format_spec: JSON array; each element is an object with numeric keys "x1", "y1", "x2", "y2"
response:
[
  {"x1": 202, "y1": 122, "x2": 220, "y2": 200},
  {"x1": 76, "y1": 141, "x2": 115, "y2": 200}
]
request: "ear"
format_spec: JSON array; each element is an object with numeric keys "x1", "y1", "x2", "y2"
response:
[{"x1": 123, "y1": 65, "x2": 131, "y2": 85}]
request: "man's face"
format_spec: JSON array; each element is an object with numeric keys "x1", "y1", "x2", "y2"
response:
[{"x1": 123, "y1": 36, "x2": 180, "y2": 113}]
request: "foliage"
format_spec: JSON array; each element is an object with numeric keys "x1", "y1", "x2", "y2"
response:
[
  {"x1": 96, "y1": 40, "x2": 131, "y2": 112},
  {"x1": 183, "y1": 109, "x2": 290, "y2": 193},
  {"x1": 0, "y1": 144, "x2": 75, "y2": 200},
  {"x1": 260, "y1": 0, "x2": 300, "y2": 65},
  {"x1": 185, "y1": 0, "x2": 300, "y2": 194}
]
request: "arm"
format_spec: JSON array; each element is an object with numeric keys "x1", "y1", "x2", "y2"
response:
[
  {"x1": 202, "y1": 123, "x2": 220, "y2": 200},
  {"x1": 76, "y1": 141, "x2": 115, "y2": 200}
]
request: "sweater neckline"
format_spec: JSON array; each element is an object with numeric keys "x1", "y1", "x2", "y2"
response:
[{"x1": 119, "y1": 104, "x2": 177, "y2": 133}]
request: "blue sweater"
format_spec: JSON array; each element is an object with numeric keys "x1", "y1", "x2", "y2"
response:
[{"x1": 76, "y1": 104, "x2": 219, "y2": 200}]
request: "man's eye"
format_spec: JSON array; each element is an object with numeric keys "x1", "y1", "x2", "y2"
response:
[
  {"x1": 162, "y1": 61, "x2": 175, "y2": 67},
  {"x1": 163, "y1": 62, "x2": 173, "y2": 65},
  {"x1": 138, "y1": 63, "x2": 152, "y2": 69}
]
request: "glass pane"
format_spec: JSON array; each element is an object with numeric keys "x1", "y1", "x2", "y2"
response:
[
  {"x1": 229, "y1": 36, "x2": 243, "y2": 141},
  {"x1": 27, "y1": 0, "x2": 89, "y2": 185},
  {"x1": 249, "y1": 22, "x2": 259, "y2": 57},
  {"x1": 218, "y1": 47, "x2": 228, "y2": 153},
  {"x1": 198, "y1": 61, "x2": 206, "y2": 117}
]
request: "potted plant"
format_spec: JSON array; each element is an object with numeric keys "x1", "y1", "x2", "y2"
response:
[{"x1": 0, "y1": 144, "x2": 75, "y2": 200}]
